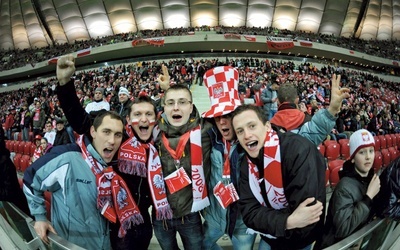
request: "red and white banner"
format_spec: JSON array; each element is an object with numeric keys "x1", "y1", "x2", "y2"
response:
[
  {"x1": 349, "y1": 50, "x2": 355, "y2": 54},
  {"x1": 48, "y1": 57, "x2": 59, "y2": 65},
  {"x1": 266, "y1": 37, "x2": 294, "y2": 50},
  {"x1": 131, "y1": 37, "x2": 165, "y2": 47},
  {"x1": 299, "y1": 40, "x2": 313, "y2": 47},
  {"x1": 77, "y1": 47, "x2": 92, "y2": 57},
  {"x1": 188, "y1": 31, "x2": 195, "y2": 35},
  {"x1": 224, "y1": 33, "x2": 241, "y2": 40},
  {"x1": 243, "y1": 35, "x2": 256, "y2": 42}
]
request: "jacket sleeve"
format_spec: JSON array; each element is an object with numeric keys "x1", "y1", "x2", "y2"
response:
[
  {"x1": 260, "y1": 88, "x2": 271, "y2": 104},
  {"x1": 298, "y1": 109, "x2": 336, "y2": 146},
  {"x1": 23, "y1": 146, "x2": 71, "y2": 222},
  {"x1": 329, "y1": 178, "x2": 371, "y2": 238},
  {"x1": 56, "y1": 80, "x2": 93, "y2": 135}
]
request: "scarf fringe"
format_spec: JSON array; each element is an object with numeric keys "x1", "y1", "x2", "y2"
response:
[
  {"x1": 118, "y1": 159, "x2": 147, "y2": 177},
  {"x1": 246, "y1": 228, "x2": 277, "y2": 239},
  {"x1": 98, "y1": 196, "x2": 112, "y2": 209},
  {"x1": 191, "y1": 198, "x2": 210, "y2": 213},
  {"x1": 156, "y1": 205, "x2": 174, "y2": 220},
  {"x1": 118, "y1": 214, "x2": 144, "y2": 238}
]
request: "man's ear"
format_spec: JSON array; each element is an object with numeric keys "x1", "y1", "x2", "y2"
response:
[
  {"x1": 126, "y1": 115, "x2": 130, "y2": 125},
  {"x1": 90, "y1": 126, "x2": 96, "y2": 139},
  {"x1": 265, "y1": 121, "x2": 272, "y2": 132}
]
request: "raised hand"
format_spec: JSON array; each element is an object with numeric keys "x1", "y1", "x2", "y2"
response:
[
  {"x1": 156, "y1": 64, "x2": 171, "y2": 90},
  {"x1": 56, "y1": 55, "x2": 76, "y2": 85},
  {"x1": 328, "y1": 74, "x2": 351, "y2": 116}
]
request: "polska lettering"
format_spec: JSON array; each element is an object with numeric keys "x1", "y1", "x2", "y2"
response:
[{"x1": 119, "y1": 152, "x2": 145, "y2": 162}]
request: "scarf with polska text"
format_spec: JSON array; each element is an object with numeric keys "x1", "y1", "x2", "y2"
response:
[
  {"x1": 246, "y1": 130, "x2": 288, "y2": 238},
  {"x1": 77, "y1": 135, "x2": 143, "y2": 238},
  {"x1": 119, "y1": 132, "x2": 173, "y2": 220}
]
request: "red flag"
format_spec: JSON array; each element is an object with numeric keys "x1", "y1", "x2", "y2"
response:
[
  {"x1": 48, "y1": 57, "x2": 58, "y2": 65},
  {"x1": 224, "y1": 33, "x2": 241, "y2": 39},
  {"x1": 299, "y1": 40, "x2": 313, "y2": 47},
  {"x1": 349, "y1": 50, "x2": 355, "y2": 54},
  {"x1": 244, "y1": 35, "x2": 256, "y2": 42},
  {"x1": 77, "y1": 47, "x2": 91, "y2": 57}
]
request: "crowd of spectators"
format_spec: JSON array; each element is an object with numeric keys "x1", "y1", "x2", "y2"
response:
[
  {"x1": 1, "y1": 55, "x2": 400, "y2": 144},
  {"x1": 1, "y1": 25, "x2": 399, "y2": 72}
]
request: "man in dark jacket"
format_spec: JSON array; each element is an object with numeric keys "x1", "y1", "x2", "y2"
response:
[
  {"x1": 53, "y1": 119, "x2": 71, "y2": 146},
  {"x1": 115, "y1": 87, "x2": 133, "y2": 123},
  {"x1": 0, "y1": 127, "x2": 30, "y2": 215},
  {"x1": 231, "y1": 104, "x2": 326, "y2": 250}
]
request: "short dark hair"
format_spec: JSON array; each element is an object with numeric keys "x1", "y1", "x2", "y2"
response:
[
  {"x1": 277, "y1": 83, "x2": 298, "y2": 103},
  {"x1": 231, "y1": 104, "x2": 267, "y2": 130},
  {"x1": 92, "y1": 111, "x2": 124, "y2": 131},
  {"x1": 127, "y1": 95, "x2": 157, "y2": 118},
  {"x1": 164, "y1": 84, "x2": 192, "y2": 104}
]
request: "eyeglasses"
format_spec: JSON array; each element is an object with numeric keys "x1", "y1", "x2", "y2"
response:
[{"x1": 164, "y1": 99, "x2": 192, "y2": 108}]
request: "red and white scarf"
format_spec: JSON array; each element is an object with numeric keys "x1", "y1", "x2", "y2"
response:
[
  {"x1": 161, "y1": 125, "x2": 210, "y2": 212},
  {"x1": 118, "y1": 131, "x2": 173, "y2": 220},
  {"x1": 246, "y1": 130, "x2": 288, "y2": 238},
  {"x1": 188, "y1": 125, "x2": 210, "y2": 212},
  {"x1": 77, "y1": 136, "x2": 143, "y2": 238}
]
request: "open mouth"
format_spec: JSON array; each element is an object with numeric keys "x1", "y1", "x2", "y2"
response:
[
  {"x1": 222, "y1": 128, "x2": 229, "y2": 132},
  {"x1": 246, "y1": 141, "x2": 258, "y2": 150},
  {"x1": 139, "y1": 126, "x2": 149, "y2": 133},
  {"x1": 172, "y1": 114, "x2": 182, "y2": 120},
  {"x1": 103, "y1": 148, "x2": 113, "y2": 158}
]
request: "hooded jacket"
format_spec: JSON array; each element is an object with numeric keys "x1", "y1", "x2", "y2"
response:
[
  {"x1": 270, "y1": 102, "x2": 337, "y2": 146},
  {"x1": 155, "y1": 105, "x2": 212, "y2": 218},
  {"x1": 23, "y1": 138, "x2": 111, "y2": 250},
  {"x1": 202, "y1": 125, "x2": 247, "y2": 238},
  {"x1": 322, "y1": 160, "x2": 375, "y2": 248}
]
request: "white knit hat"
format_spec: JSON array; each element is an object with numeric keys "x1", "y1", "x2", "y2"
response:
[
  {"x1": 118, "y1": 87, "x2": 130, "y2": 97},
  {"x1": 349, "y1": 129, "x2": 375, "y2": 159}
]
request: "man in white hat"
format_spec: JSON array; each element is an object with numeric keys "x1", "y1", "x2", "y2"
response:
[
  {"x1": 85, "y1": 87, "x2": 110, "y2": 114},
  {"x1": 116, "y1": 86, "x2": 132, "y2": 123},
  {"x1": 200, "y1": 66, "x2": 257, "y2": 249}
]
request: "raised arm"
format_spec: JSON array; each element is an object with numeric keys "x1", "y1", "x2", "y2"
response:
[{"x1": 56, "y1": 55, "x2": 93, "y2": 135}]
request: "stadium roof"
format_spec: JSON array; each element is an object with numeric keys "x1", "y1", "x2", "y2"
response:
[{"x1": 0, "y1": 0, "x2": 399, "y2": 50}]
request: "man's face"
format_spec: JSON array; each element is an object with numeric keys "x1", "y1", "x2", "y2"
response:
[
  {"x1": 45, "y1": 123, "x2": 52, "y2": 132},
  {"x1": 128, "y1": 102, "x2": 156, "y2": 141},
  {"x1": 214, "y1": 114, "x2": 234, "y2": 141},
  {"x1": 94, "y1": 91, "x2": 103, "y2": 101},
  {"x1": 232, "y1": 110, "x2": 270, "y2": 158},
  {"x1": 56, "y1": 123, "x2": 64, "y2": 131},
  {"x1": 163, "y1": 89, "x2": 193, "y2": 127},
  {"x1": 90, "y1": 115, "x2": 124, "y2": 163},
  {"x1": 119, "y1": 93, "x2": 129, "y2": 104}
]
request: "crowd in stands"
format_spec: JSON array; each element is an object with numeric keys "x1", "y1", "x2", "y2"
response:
[
  {"x1": 1, "y1": 25, "x2": 399, "y2": 72},
  {"x1": 1, "y1": 56, "x2": 400, "y2": 145}
]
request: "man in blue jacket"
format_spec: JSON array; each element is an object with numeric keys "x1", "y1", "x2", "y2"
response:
[
  {"x1": 201, "y1": 66, "x2": 255, "y2": 249},
  {"x1": 23, "y1": 110, "x2": 140, "y2": 249}
]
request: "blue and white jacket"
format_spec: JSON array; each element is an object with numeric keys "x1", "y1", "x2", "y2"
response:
[{"x1": 23, "y1": 139, "x2": 111, "y2": 250}]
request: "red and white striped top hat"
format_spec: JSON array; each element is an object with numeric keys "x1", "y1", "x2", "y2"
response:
[{"x1": 201, "y1": 66, "x2": 241, "y2": 118}]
